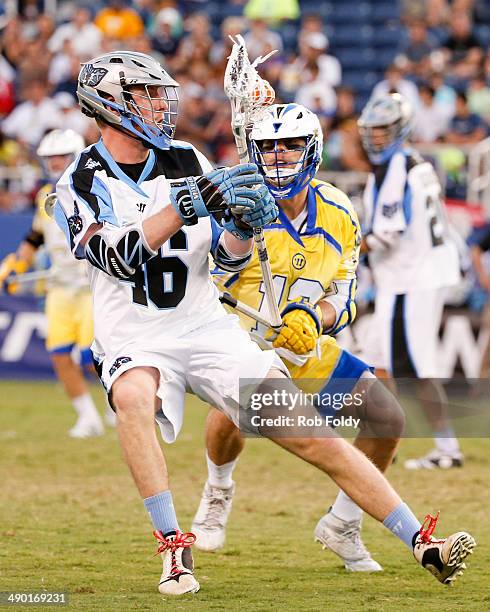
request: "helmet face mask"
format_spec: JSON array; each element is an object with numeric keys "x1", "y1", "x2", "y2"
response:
[
  {"x1": 250, "y1": 103, "x2": 323, "y2": 199},
  {"x1": 358, "y1": 93, "x2": 413, "y2": 164},
  {"x1": 77, "y1": 51, "x2": 179, "y2": 150}
]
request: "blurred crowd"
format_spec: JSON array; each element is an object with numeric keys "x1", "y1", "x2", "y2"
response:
[{"x1": 0, "y1": 0, "x2": 489, "y2": 213}]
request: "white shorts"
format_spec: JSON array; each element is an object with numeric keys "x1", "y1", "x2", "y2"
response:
[
  {"x1": 364, "y1": 290, "x2": 444, "y2": 378},
  {"x1": 95, "y1": 314, "x2": 287, "y2": 443}
]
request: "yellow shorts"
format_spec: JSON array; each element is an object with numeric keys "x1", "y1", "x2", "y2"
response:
[
  {"x1": 45, "y1": 287, "x2": 93, "y2": 363},
  {"x1": 286, "y1": 335, "x2": 371, "y2": 399}
]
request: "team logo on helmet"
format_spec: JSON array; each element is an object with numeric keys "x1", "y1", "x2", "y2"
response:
[{"x1": 79, "y1": 64, "x2": 108, "y2": 87}]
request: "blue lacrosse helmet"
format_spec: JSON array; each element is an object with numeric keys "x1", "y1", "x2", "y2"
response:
[
  {"x1": 249, "y1": 103, "x2": 323, "y2": 199},
  {"x1": 358, "y1": 93, "x2": 413, "y2": 164},
  {"x1": 77, "y1": 51, "x2": 179, "y2": 150}
]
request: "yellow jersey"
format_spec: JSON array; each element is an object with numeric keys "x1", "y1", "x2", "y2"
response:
[{"x1": 215, "y1": 178, "x2": 369, "y2": 394}]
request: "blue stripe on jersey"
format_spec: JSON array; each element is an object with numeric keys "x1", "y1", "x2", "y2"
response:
[
  {"x1": 306, "y1": 228, "x2": 342, "y2": 255},
  {"x1": 91, "y1": 176, "x2": 119, "y2": 226},
  {"x1": 54, "y1": 201, "x2": 72, "y2": 249},
  {"x1": 402, "y1": 181, "x2": 412, "y2": 225},
  {"x1": 312, "y1": 185, "x2": 359, "y2": 231},
  {"x1": 224, "y1": 272, "x2": 240, "y2": 288},
  {"x1": 306, "y1": 186, "x2": 317, "y2": 232},
  {"x1": 210, "y1": 217, "x2": 224, "y2": 253},
  {"x1": 94, "y1": 140, "x2": 149, "y2": 198},
  {"x1": 137, "y1": 149, "x2": 156, "y2": 185}
]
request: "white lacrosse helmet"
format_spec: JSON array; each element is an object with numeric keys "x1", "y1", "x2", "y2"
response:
[
  {"x1": 77, "y1": 50, "x2": 179, "y2": 150},
  {"x1": 250, "y1": 103, "x2": 323, "y2": 198},
  {"x1": 36, "y1": 129, "x2": 85, "y2": 158},
  {"x1": 358, "y1": 93, "x2": 413, "y2": 164}
]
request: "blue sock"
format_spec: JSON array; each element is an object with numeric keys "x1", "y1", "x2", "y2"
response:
[
  {"x1": 383, "y1": 502, "x2": 421, "y2": 550},
  {"x1": 144, "y1": 490, "x2": 180, "y2": 535}
]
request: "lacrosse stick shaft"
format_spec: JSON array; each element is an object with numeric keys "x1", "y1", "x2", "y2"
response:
[
  {"x1": 219, "y1": 291, "x2": 271, "y2": 328},
  {"x1": 5, "y1": 269, "x2": 52, "y2": 285}
]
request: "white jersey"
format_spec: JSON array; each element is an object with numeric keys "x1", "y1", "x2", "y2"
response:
[
  {"x1": 54, "y1": 139, "x2": 227, "y2": 360},
  {"x1": 32, "y1": 183, "x2": 90, "y2": 291},
  {"x1": 363, "y1": 149, "x2": 460, "y2": 294}
]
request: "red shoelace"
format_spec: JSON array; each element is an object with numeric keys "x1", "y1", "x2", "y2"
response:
[
  {"x1": 153, "y1": 530, "x2": 196, "y2": 556},
  {"x1": 419, "y1": 511, "x2": 441, "y2": 543}
]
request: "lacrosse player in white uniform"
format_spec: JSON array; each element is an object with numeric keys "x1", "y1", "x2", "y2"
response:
[
  {"x1": 359, "y1": 93, "x2": 463, "y2": 469},
  {"x1": 54, "y1": 51, "x2": 475, "y2": 596}
]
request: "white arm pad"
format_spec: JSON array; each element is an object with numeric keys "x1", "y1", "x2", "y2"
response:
[
  {"x1": 212, "y1": 232, "x2": 253, "y2": 272},
  {"x1": 320, "y1": 280, "x2": 357, "y2": 336}
]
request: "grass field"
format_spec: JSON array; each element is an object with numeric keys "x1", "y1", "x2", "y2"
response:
[{"x1": 1, "y1": 381, "x2": 488, "y2": 611}]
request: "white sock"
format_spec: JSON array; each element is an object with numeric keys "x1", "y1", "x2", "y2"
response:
[
  {"x1": 434, "y1": 428, "x2": 460, "y2": 455},
  {"x1": 72, "y1": 393, "x2": 101, "y2": 423},
  {"x1": 331, "y1": 490, "x2": 363, "y2": 523},
  {"x1": 206, "y1": 452, "x2": 237, "y2": 489}
]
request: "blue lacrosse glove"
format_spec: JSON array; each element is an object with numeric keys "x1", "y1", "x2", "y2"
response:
[
  {"x1": 169, "y1": 163, "x2": 263, "y2": 226},
  {"x1": 221, "y1": 184, "x2": 278, "y2": 240}
]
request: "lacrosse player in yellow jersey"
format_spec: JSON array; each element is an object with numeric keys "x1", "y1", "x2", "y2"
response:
[
  {"x1": 0, "y1": 129, "x2": 109, "y2": 438},
  {"x1": 192, "y1": 103, "x2": 407, "y2": 571}
]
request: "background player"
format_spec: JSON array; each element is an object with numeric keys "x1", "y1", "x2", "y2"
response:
[
  {"x1": 0, "y1": 129, "x2": 108, "y2": 438},
  {"x1": 358, "y1": 93, "x2": 463, "y2": 469},
  {"x1": 56, "y1": 51, "x2": 475, "y2": 596}
]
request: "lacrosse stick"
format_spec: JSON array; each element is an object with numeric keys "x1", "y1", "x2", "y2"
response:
[
  {"x1": 219, "y1": 291, "x2": 271, "y2": 328},
  {"x1": 224, "y1": 34, "x2": 282, "y2": 333},
  {"x1": 4, "y1": 269, "x2": 53, "y2": 286}
]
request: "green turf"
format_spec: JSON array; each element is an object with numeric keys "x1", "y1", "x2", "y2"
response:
[{"x1": 0, "y1": 381, "x2": 488, "y2": 611}]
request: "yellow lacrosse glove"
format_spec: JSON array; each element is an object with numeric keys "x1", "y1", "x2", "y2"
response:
[
  {"x1": 0, "y1": 253, "x2": 29, "y2": 294},
  {"x1": 267, "y1": 297, "x2": 323, "y2": 355}
]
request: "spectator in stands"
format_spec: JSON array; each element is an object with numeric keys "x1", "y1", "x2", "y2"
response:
[
  {"x1": 0, "y1": 55, "x2": 15, "y2": 118},
  {"x1": 428, "y1": 69, "x2": 457, "y2": 122},
  {"x1": 371, "y1": 64, "x2": 420, "y2": 112},
  {"x1": 151, "y1": 6, "x2": 183, "y2": 57},
  {"x1": 467, "y1": 73, "x2": 490, "y2": 122},
  {"x1": 444, "y1": 90, "x2": 488, "y2": 144},
  {"x1": 94, "y1": 0, "x2": 144, "y2": 40},
  {"x1": 1, "y1": 77, "x2": 61, "y2": 147},
  {"x1": 299, "y1": 32, "x2": 341, "y2": 89},
  {"x1": 53, "y1": 53, "x2": 81, "y2": 98},
  {"x1": 442, "y1": 10, "x2": 484, "y2": 79},
  {"x1": 244, "y1": 18, "x2": 283, "y2": 61},
  {"x1": 48, "y1": 7, "x2": 102, "y2": 58},
  {"x1": 324, "y1": 86, "x2": 370, "y2": 172},
  {"x1": 171, "y1": 12, "x2": 213, "y2": 71},
  {"x1": 396, "y1": 18, "x2": 440, "y2": 78},
  {"x1": 210, "y1": 16, "x2": 247, "y2": 69},
  {"x1": 413, "y1": 82, "x2": 450, "y2": 142},
  {"x1": 52, "y1": 92, "x2": 93, "y2": 140},
  {"x1": 295, "y1": 62, "x2": 336, "y2": 127}
]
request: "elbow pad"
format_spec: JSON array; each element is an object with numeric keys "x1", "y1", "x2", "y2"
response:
[
  {"x1": 85, "y1": 221, "x2": 157, "y2": 279},
  {"x1": 322, "y1": 280, "x2": 357, "y2": 336},
  {"x1": 212, "y1": 233, "x2": 253, "y2": 272}
]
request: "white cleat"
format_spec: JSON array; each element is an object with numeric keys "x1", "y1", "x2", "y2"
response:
[
  {"x1": 192, "y1": 481, "x2": 235, "y2": 552},
  {"x1": 314, "y1": 509, "x2": 383, "y2": 572},
  {"x1": 404, "y1": 449, "x2": 464, "y2": 470},
  {"x1": 154, "y1": 530, "x2": 200, "y2": 596},
  {"x1": 68, "y1": 417, "x2": 104, "y2": 439},
  {"x1": 413, "y1": 515, "x2": 476, "y2": 585}
]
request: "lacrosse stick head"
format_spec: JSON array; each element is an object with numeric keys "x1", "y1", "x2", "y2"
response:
[
  {"x1": 44, "y1": 193, "x2": 58, "y2": 219},
  {"x1": 224, "y1": 34, "x2": 276, "y2": 131}
]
